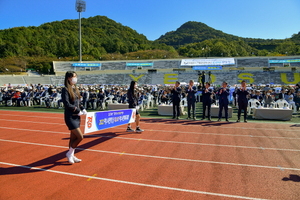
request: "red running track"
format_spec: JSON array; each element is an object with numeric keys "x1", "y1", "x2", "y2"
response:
[{"x1": 0, "y1": 110, "x2": 300, "y2": 199}]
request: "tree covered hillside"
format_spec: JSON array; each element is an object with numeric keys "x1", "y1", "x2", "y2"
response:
[
  {"x1": 157, "y1": 21, "x2": 300, "y2": 57},
  {"x1": 0, "y1": 15, "x2": 176, "y2": 73},
  {"x1": 0, "y1": 15, "x2": 174, "y2": 58}
]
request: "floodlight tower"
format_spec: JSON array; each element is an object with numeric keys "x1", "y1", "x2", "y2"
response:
[{"x1": 75, "y1": 0, "x2": 86, "y2": 61}]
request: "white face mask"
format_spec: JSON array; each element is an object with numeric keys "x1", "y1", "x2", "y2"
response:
[
  {"x1": 267, "y1": 93, "x2": 270, "y2": 95},
  {"x1": 71, "y1": 77, "x2": 77, "y2": 85}
]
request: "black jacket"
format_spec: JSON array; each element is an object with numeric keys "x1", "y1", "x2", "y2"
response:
[
  {"x1": 186, "y1": 86, "x2": 197, "y2": 102},
  {"x1": 127, "y1": 89, "x2": 138, "y2": 108},
  {"x1": 171, "y1": 87, "x2": 182, "y2": 102},
  {"x1": 202, "y1": 88, "x2": 212, "y2": 103},
  {"x1": 62, "y1": 87, "x2": 82, "y2": 115},
  {"x1": 237, "y1": 88, "x2": 249, "y2": 103}
]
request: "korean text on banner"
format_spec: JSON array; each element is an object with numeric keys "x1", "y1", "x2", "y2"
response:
[
  {"x1": 181, "y1": 58, "x2": 235, "y2": 66},
  {"x1": 84, "y1": 109, "x2": 136, "y2": 134}
]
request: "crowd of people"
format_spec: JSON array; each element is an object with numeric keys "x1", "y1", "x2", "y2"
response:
[{"x1": 0, "y1": 81, "x2": 299, "y2": 121}]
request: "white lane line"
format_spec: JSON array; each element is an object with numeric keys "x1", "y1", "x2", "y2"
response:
[
  {"x1": 0, "y1": 161, "x2": 266, "y2": 200},
  {"x1": 113, "y1": 126, "x2": 300, "y2": 139},
  {"x1": 0, "y1": 119, "x2": 65, "y2": 125},
  {"x1": 140, "y1": 121, "x2": 299, "y2": 132},
  {"x1": 1, "y1": 119, "x2": 300, "y2": 140},
  {"x1": 93, "y1": 134, "x2": 300, "y2": 152},
  {"x1": 1, "y1": 139, "x2": 300, "y2": 172},
  {"x1": 1, "y1": 126, "x2": 300, "y2": 152},
  {"x1": 0, "y1": 113, "x2": 62, "y2": 119},
  {"x1": 0, "y1": 127, "x2": 70, "y2": 135},
  {"x1": 0, "y1": 113, "x2": 298, "y2": 132}
]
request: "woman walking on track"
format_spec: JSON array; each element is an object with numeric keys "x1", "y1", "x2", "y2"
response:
[
  {"x1": 62, "y1": 71, "x2": 87, "y2": 164},
  {"x1": 126, "y1": 81, "x2": 144, "y2": 133}
]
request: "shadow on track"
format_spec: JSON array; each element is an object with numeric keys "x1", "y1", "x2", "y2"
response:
[
  {"x1": 282, "y1": 174, "x2": 300, "y2": 182},
  {"x1": 0, "y1": 131, "x2": 132, "y2": 175},
  {"x1": 140, "y1": 118, "x2": 233, "y2": 126}
]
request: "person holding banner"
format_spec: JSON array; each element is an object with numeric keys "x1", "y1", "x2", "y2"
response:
[
  {"x1": 62, "y1": 71, "x2": 87, "y2": 164},
  {"x1": 126, "y1": 81, "x2": 144, "y2": 133}
]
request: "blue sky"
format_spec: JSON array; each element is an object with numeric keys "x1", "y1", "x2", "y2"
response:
[{"x1": 0, "y1": 0, "x2": 299, "y2": 41}]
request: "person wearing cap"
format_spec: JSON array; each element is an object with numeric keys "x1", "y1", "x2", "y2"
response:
[
  {"x1": 81, "y1": 88, "x2": 89, "y2": 109},
  {"x1": 23, "y1": 88, "x2": 34, "y2": 106},
  {"x1": 33, "y1": 88, "x2": 46, "y2": 105},
  {"x1": 3, "y1": 88, "x2": 13, "y2": 106},
  {"x1": 45, "y1": 89, "x2": 58, "y2": 108},
  {"x1": 12, "y1": 89, "x2": 21, "y2": 106}
]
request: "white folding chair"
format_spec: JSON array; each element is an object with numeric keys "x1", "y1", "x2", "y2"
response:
[
  {"x1": 40, "y1": 94, "x2": 49, "y2": 107},
  {"x1": 247, "y1": 99, "x2": 261, "y2": 115},
  {"x1": 181, "y1": 97, "x2": 187, "y2": 107},
  {"x1": 274, "y1": 99, "x2": 289, "y2": 108}
]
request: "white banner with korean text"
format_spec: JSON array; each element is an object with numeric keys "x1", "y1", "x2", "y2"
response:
[{"x1": 181, "y1": 58, "x2": 235, "y2": 66}]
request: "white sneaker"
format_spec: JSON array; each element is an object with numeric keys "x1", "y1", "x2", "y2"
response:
[
  {"x1": 66, "y1": 152, "x2": 74, "y2": 164},
  {"x1": 73, "y1": 156, "x2": 82, "y2": 163}
]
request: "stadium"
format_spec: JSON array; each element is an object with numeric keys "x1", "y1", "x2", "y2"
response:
[{"x1": 0, "y1": 56, "x2": 300, "y2": 86}]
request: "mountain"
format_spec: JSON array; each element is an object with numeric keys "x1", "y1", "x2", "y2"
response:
[
  {"x1": 156, "y1": 21, "x2": 242, "y2": 47},
  {"x1": 156, "y1": 21, "x2": 300, "y2": 56}
]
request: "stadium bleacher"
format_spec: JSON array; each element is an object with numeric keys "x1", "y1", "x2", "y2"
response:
[{"x1": 1, "y1": 57, "x2": 299, "y2": 86}]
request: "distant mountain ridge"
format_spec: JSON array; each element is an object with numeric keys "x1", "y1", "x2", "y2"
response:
[
  {"x1": 156, "y1": 21, "x2": 241, "y2": 47},
  {"x1": 155, "y1": 21, "x2": 300, "y2": 56},
  {"x1": 156, "y1": 21, "x2": 299, "y2": 48}
]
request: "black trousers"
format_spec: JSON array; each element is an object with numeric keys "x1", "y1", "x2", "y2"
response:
[
  {"x1": 218, "y1": 102, "x2": 229, "y2": 119},
  {"x1": 203, "y1": 101, "x2": 211, "y2": 119},
  {"x1": 237, "y1": 101, "x2": 247, "y2": 120},
  {"x1": 187, "y1": 100, "x2": 196, "y2": 118},
  {"x1": 173, "y1": 101, "x2": 180, "y2": 117}
]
